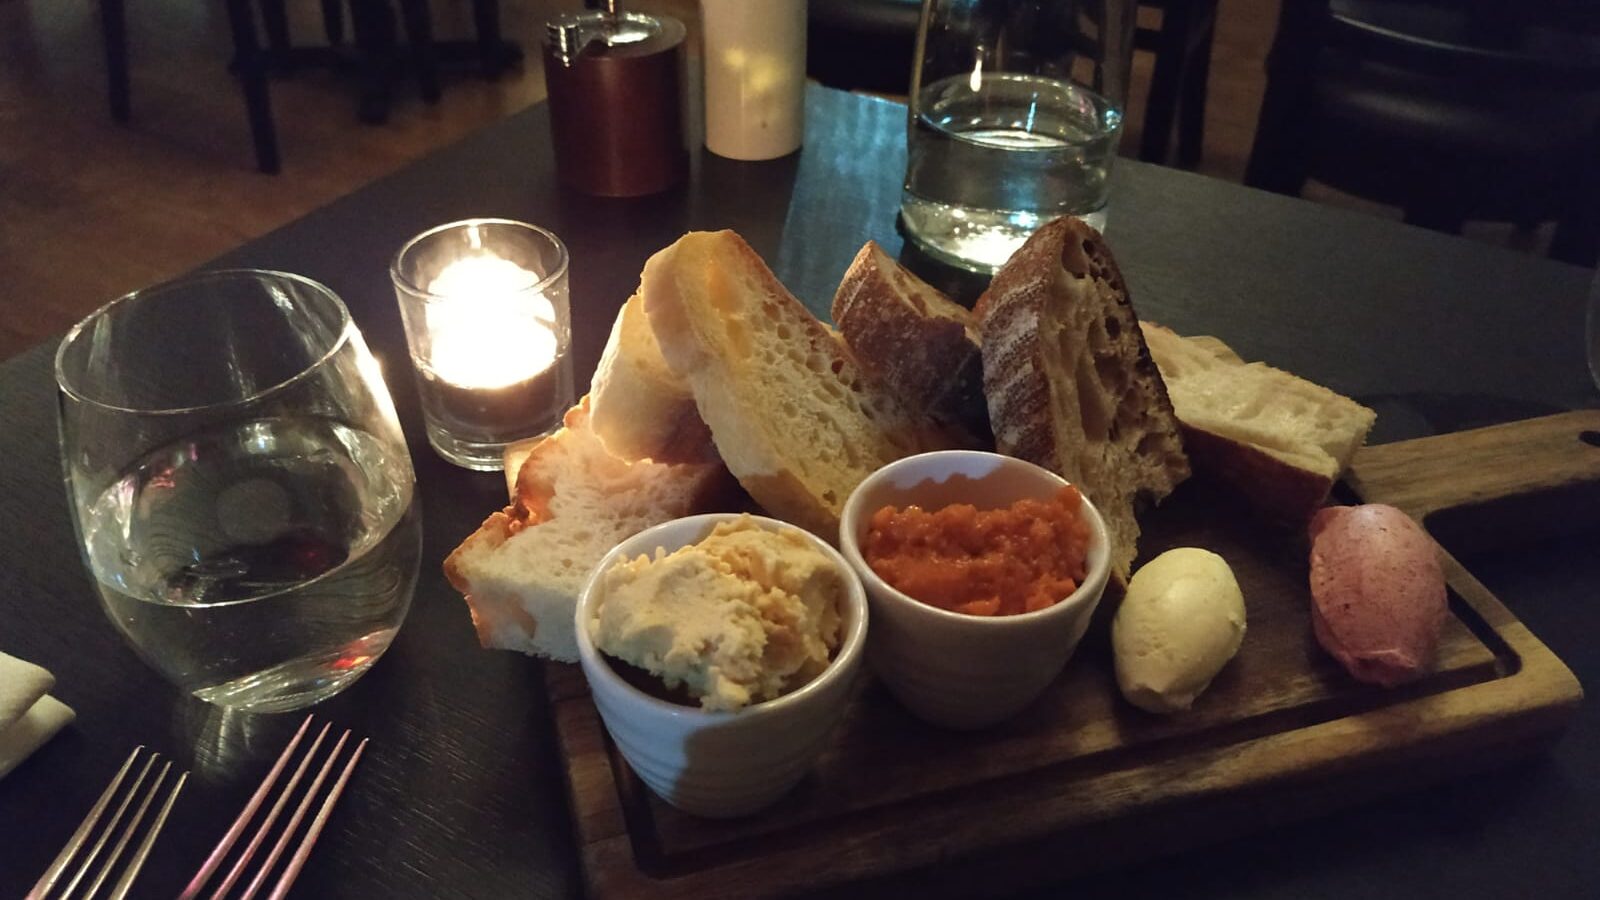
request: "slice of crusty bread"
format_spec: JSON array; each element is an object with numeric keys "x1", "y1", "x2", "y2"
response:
[
  {"x1": 590, "y1": 294, "x2": 717, "y2": 464},
  {"x1": 1142, "y1": 322, "x2": 1377, "y2": 524},
  {"x1": 976, "y1": 217, "x2": 1190, "y2": 582},
  {"x1": 499, "y1": 294, "x2": 719, "y2": 497},
  {"x1": 641, "y1": 230, "x2": 959, "y2": 538},
  {"x1": 444, "y1": 400, "x2": 731, "y2": 662},
  {"x1": 832, "y1": 241, "x2": 991, "y2": 443}
]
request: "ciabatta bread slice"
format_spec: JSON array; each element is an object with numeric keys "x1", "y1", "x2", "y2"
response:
[
  {"x1": 500, "y1": 294, "x2": 720, "y2": 497},
  {"x1": 832, "y1": 241, "x2": 991, "y2": 442},
  {"x1": 444, "y1": 400, "x2": 731, "y2": 662},
  {"x1": 641, "y1": 230, "x2": 959, "y2": 538},
  {"x1": 589, "y1": 294, "x2": 716, "y2": 464},
  {"x1": 976, "y1": 217, "x2": 1189, "y2": 582},
  {"x1": 1142, "y1": 322, "x2": 1376, "y2": 524}
]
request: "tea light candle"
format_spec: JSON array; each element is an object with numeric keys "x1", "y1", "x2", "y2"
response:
[
  {"x1": 425, "y1": 256, "x2": 558, "y2": 389},
  {"x1": 392, "y1": 219, "x2": 575, "y2": 471}
]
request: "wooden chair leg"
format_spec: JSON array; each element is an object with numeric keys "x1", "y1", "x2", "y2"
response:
[
  {"x1": 321, "y1": 0, "x2": 345, "y2": 45},
  {"x1": 398, "y1": 0, "x2": 442, "y2": 104},
  {"x1": 1138, "y1": 3, "x2": 1192, "y2": 165},
  {"x1": 224, "y1": 0, "x2": 281, "y2": 173},
  {"x1": 99, "y1": 0, "x2": 131, "y2": 122},
  {"x1": 350, "y1": 0, "x2": 397, "y2": 125},
  {"x1": 260, "y1": 0, "x2": 293, "y2": 72},
  {"x1": 1244, "y1": 1, "x2": 1318, "y2": 195},
  {"x1": 1176, "y1": 16, "x2": 1215, "y2": 168},
  {"x1": 472, "y1": 0, "x2": 506, "y2": 79}
]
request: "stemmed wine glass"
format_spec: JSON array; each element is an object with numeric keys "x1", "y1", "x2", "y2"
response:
[{"x1": 55, "y1": 270, "x2": 421, "y2": 713}]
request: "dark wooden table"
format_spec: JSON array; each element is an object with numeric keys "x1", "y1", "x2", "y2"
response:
[{"x1": 2, "y1": 85, "x2": 1596, "y2": 898}]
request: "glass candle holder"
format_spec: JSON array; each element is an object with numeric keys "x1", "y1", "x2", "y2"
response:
[{"x1": 391, "y1": 219, "x2": 576, "y2": 470}]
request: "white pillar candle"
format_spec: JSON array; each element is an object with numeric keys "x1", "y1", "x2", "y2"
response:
[{"x1": 700, "y1": 0, "x2": 807, "y2": 161}]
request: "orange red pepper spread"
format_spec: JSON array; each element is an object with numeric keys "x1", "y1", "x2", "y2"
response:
[{"x1": 863, "y1": 486, "x2": 1091, "y2": 616}]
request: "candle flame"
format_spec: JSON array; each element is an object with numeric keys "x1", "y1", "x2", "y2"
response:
[{"x1": 426, "y1": 256, "x2": 558, "y2": 390}]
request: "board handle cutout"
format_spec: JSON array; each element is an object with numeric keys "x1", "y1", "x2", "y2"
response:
[{"x1": 1348, "y1": 410, "x2": 1600, "y2": 555}]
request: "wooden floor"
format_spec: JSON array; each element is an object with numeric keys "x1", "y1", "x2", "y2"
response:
[{"x1": 0, "y1": 0, "x2": 1545, "y2": 363}]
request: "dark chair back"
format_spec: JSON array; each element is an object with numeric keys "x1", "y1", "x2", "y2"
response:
[
  {"x1": 1247, "y1": 0, "x2": 1600, "y2": 265},
  {"x1": 1317, "y1": 0, "x2": 1600, "y2": 86}
]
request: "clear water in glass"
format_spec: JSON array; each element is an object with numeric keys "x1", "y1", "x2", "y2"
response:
[
  {"x1": 83, "y1": 418, "x2": 419, "y2": 712},
  {"x1": 902, "y1": 73, "x2": 1123, "y2": 272}
]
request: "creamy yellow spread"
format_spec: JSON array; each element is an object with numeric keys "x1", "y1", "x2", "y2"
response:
[{"x1": 591, "y1": 516, "x2": 845, "y2": 711}]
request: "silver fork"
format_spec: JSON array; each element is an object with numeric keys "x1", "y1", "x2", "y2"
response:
[
  {"x1": 27, "y1": 746, "x2": 189, "y2": 900},
  {"x1": 179, "y1": 715, "x2": 368, "y2": 900}
]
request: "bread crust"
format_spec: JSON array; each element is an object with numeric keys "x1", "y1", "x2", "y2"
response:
[
  {"x1": 977, "y1": 217, "x2": 1189, "y2": 580},
  {"x1": 643, "y1": 231, "x2": 958, "y2": 538},
  {"x1": 832, "y1": 242, "x2": 991, "y2": 442},
  {"x1": 1179, "y1": 425, "x2": 1335, "y2": 526}
]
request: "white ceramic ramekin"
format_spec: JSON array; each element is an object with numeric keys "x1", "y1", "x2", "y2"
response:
[
  {"x1": 575, "y1": 513, "x2": 868, "y2": 818},
  {"x1": 839, "y1": 451, "x2": 1111, "y2": 730}
]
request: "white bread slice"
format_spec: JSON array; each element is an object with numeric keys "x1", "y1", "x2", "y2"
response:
[
  {"x1": 976, "y1": 217, "x2": 1189, "y2": 582},
  {"x1": 444, "y1": 400, "x2": 731, "y2": 662},
  {"x1": 500, "y1": 295, "x2": 721, "y2": 497},
  {"x1": 641, "y1": 230, "x2": 960, "y2": 538},
  {"x1": 831, "y1": 241, "x2": 991, "y2": 442},
  {"x1": 590, "y1": 294, "x2": 716, "y2": 464},
  {"x1": 1142, "y1": 322, "x2": 1377, "y2": 524}
]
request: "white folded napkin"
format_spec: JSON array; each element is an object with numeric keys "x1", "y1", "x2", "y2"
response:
[{"x1": 0, "y1": 651, "x2": 75, "y2": 778}]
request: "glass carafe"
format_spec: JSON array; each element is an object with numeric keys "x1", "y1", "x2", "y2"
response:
[{"x1": 902, "y1": 0, "x2": 1136, "y2": 272}]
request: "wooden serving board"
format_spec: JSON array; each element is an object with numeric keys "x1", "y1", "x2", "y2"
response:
[{"x1": 544, "y1": 411, "x2": 1598, "y2": 900}]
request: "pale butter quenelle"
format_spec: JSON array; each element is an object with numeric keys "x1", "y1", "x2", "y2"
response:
[
  {"x1": 1112, "y1": 548, "x2": 1247, "y2": 714},
  {"x1": 588, "y1": 515, "x2": 846, "y2": 711}
]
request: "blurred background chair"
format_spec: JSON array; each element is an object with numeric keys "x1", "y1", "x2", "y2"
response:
[
  {"x1": 1245, "y1": 0, "x2": 1600, "y2": 267},
  {"x1": 96, "y1": 0, "x2": 517, "y2": 174},
  {"x1": 1135, "y1": 0, "x2": 1217, "y2": 166},
  {"x1": 806, "y1": 0, "x2": 921, "y2": 96},
  {"x1": 98, "y1": 0, "x2": 288, "y2": 172},
  {"x1": 807, "y1": 0, "x2": 1221, "y2": 166}
]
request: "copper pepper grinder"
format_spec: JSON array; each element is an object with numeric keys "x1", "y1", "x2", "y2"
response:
[{"x1": 542, "y1": 0, "x2": 688, "y2": 197}]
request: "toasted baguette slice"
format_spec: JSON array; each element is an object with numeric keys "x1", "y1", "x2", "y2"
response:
[
  {"x1": 641, "y1": 230, "x2": 958, "y2": 538},
  {"x1": 444, "y1": 400, "x2": 731, "y2": 662},
  {"x1": 832, "y1": 241, "x2": 991, "y2": 442},
  {"x1": 1141, "y1": 322, "x2": 1377, "y2": 524},
  {"x1": 590, "y1": 294, "x2": 717, "y2": 464},
  {"x1": 977, "y1": 217, "x2": 1189, "y2": 582}
]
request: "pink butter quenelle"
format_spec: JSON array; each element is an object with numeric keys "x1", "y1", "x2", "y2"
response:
[{"x1": 1308, "y1": 504, "x2": 1448, "y2": 687}]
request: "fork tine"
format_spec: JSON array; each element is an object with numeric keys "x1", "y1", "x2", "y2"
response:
[
  {"x1": 81, "y1": 760, "x2": 171, "y2": 900},
  {"x1": 56, "y1": 752, "x2": 159, "y2": 900},
  {"x1": 180, "y1": 714, "x2": 314, "y2": 900},
  {"x1": 105, "y1": 769, "x2": 189, "y2": 900},
  {"x1": 266, "y1": 737, "x2": 367, "y2": 900},
  {"x1": 207, "y1": 722, "x2": 332, "y2": 900},
  {"x1": 26, "y1": 746, "x2": 144, "y2": 900},
  {"x1": 237, "y1": 730, "x2": 352, "y2": 900}
]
